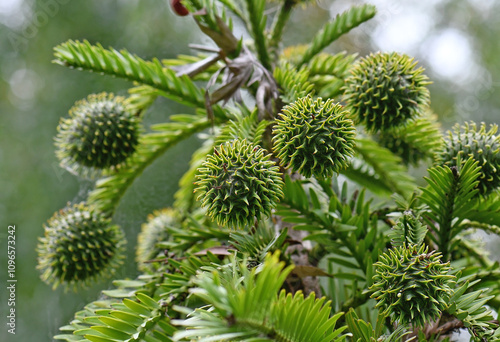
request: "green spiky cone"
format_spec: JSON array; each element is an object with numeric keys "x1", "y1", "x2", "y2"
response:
[
  {"x1": 370, "y1": 244, "x2": 456, "y2": 327},
  {"x1": 55, "y1": 93, "x2": 140, "y2": 178},
  {"x1": 273, "y1": 96, "x2": 356, "y2": 178},
  {"x1": 136, "y1": 208, "x2": 180, "y2": 273},
  {"x1": 437, "y1": 122, "x2": 500, "y2": 196},
  {"x1": 195, "y1": 139, "x2": 284, "y2": 229},
  {"x1": 376, "y1": 112, "x2": 443, "y2": 166},
  {"x1": 37, "y1": 202, "x2": 125, "y2": 290},
  {"x1": 343, "y1": 52, "x2": 431, "y2": 132}
]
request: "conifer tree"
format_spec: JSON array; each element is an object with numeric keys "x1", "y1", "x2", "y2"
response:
[{"x1": 39, "y1": 1, "x2": 500, "y2": 341}]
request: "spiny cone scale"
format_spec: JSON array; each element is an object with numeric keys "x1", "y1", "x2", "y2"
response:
[
  {"x1": 37, "y1": 202, "x2": 125, "y2": 290},
  {"x1": 273, "y1": 96, "x2": 356, "y2": 179},
  {"x1": 55, "y1": 92, "x2": 140, "y2": 178},
  {"x1": 370, "y1": 244, "x2": 456, "y2": 327},
  {"x1": 195, "y1": 139, "x2": 284, "y2": 229},
  {"x1": 438, "y1": 121, "x2": 500, "y2": 196},
  {"x1": 343, "y1": 52, "x2": 431, "y2": 132}
]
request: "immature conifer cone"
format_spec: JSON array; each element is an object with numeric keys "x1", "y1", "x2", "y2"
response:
[
  {"x1": 273, "y1": 96, "x2": 356, "y2": 178},
  {"x1": 437, "y1": 122, "x2": 500, "y2": 195},
  {"x1": 55, "y1": 93, "x2": 140, "y2": 177},
  {"x1": 371, "y1": 244, "x2": 456, "y2": 327},
  {"x1": 37, "y1": 202, "x2": 125, "y2": 290},
  {"x1": 136, "y1": 208, "x2": 179, "y2": 272},
  {"x1": 343, "y1": 52, "x2": 430, "y2": 131},
  {"x1": 195, "y1": 139, "x2": 284, "y2": 229}
]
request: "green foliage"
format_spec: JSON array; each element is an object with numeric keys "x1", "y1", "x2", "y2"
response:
[
  {"x1": 214, "y1": 109, "x2": 270, "y2": 146},
  {"x1": 173, "y1": 253, "x2": 348, "y2": 342},
  {"x1": 388, "y1": 210, "x2": 427, "y2": 248},
  {"x1": 230, "y1": 224, "x2": 289, "y2": 263},
  {"x1": 195, "y1": 139, "x2": 284, "y2": 228},
  {"x1": 53, "y1": 39, "x2": 215, "y2": 111},
  {"x1": 37, "y1": 202, "x2": 125, "y2": 290},
  {"x1": 437, "y1": 121, "x2": 500, "y2": 195},
  {"x1": 298, "y1": 4, "x2": 377, "y2": 66},
  {"x1": 244, "y1": 0, "x2": 271, "y2": 69},
  {"x1": 273, "y1": 96, "x2": 356, "y2": 178},
  {"x1": 345, "y1": 309, "x2": 408, "y2": 342},
  {"x1": 54, "y1": 278, "x2": 175, "y2": 342},
  {"x1": 375, "y1": 111, "x2": 442, "y2": 165},
  {"x1": 343, "y1": 52, "x2": 431, "y2": 132},
  {"x1": 55, "y1": 93, "x2": 140, "y2": 178},
  {"x1": 42, "y1": 1, "x2": 500, "y2": 341},
  {"x1": 447, "y1": 279, "x2": 500, "y2": 341},
  {"x1": 419, "y1": 157, "x2": 482, "y2": 260},
  {"x1": 88, "y1": 114, "x2": 211, "y2": 215},
  {"x1": 273, "y1": 62, "x2": 314, "y2": 104},
  {"x1": 307, "y1": 52, "x2": 357, "y2": 99},
  {"x1": 343, "y1": 138, "x2": 416, "y2": 196}
]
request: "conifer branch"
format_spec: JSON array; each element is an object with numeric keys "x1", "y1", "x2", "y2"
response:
[
  {"x1": 42, "y1": 2, "x2": 500, "y2": 341},
  {"x1": 419, "y1": 157, "x2": 481, "y2": 260},
  {"x1": 244, "y1": 0, "x2": 272, "y2": 70},
  {"x1": 269, "y1": 0, "x2": 295, "y2": 52},
  {"x1": 343, "y1": 138, "x2": 416, "y2": 196},
  {"x1": 88, "y1": 116, "x2": 212, "y2": 216},
  {"x1": 297, "y1": 4, "x2": 376, "y2": 66},
  {"x1": 53, "y1": 40, "x2": 208, "y2": 109}
]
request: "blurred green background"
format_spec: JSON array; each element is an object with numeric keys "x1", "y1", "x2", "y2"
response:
[{"x1": 0, "y1": 0, "x2": 499, "y2": 341}]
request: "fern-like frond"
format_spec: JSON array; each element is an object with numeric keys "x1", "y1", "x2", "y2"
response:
[
  {"x1": 230, "y1": 224, "x2": 288, "y2": 262},
  {"x1": 84, "y1": 293, "x2": 172, "y2": 342},
  {"x1": 325, "y1": 185, "x2": 384, "y2": 288},
  {"x1": 215, "y1": 109, "x2": 269, "y2": 146},
  {"x1": 345, "y1": 309, "x2": 408, "y2": 342},
  {"x1": 269, "y1": 0, "x2": 295, "y2": 52},
  {"x1": 388, "y1": 210, "x2": 427, "y2": 248},
  {"x1": 273, "y1": 62, "x2": 314, "y2": 104},
  {"x1": 172, "y1": 253, "x2": 347, "y2": 342},
  {"x1": 125, "y1": 85, "x2": 160, "y2": 117},
  {"x1": 278, "y1": 177, "x2": 383, "y2": 308},
  {"x1": 55, "y1": 277, "x2": 174, "y2": 342},
  {"x1": 276, "y1": 176, "x2": 329, "y2": 232},
  {"x1": 159, "y1": 253, "x2": 224, "y2": 301},
  {"x1": 419, "y1": 157, "x2": 481, "y2": 260},
  {"x1": 307, "y1": 52, "x2": 357, "y2": 99},
  {"x1": 342, "y1": 138, "x2": 416, "y2": 197},
  {"x1": 88, "y1": 115, "x2": 212, "y2": 216},
  {"x1": 375, "y1": 112, "x2": 443, "y2": 166},
  {"x1": 447, "y1": 279, "x2": 499, "y2": 341},
  {"x1": 269, "y1": 291, "x2": 347, "y2": 342},
  {"x1": 453, "y1": 236, "x2": 495, "y2": 268},
  {"x1": 172, "y1": 253, "x2": 291, "y2": 340},
  {"x1": 244, "y1": 0, "x2": 271, "y2": 69},
  {"x1": 297, "y1": 5, "x2": 377, "y2": 66},
  {"x1": 465, "y1": 192, "x2": 500, "y2": 227},
  {"x1": 308, "y1": 52, "x2": 356, "y2": 78},
  {"x1": 459, "y1": 264, "x2": 500, "y2": 299},
  {"x1": 54, "y1": 40, "x2": 212, "y2": 110},
  {"x1": 159, "y1": 217, "x2": 232, "y2": 253}
]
